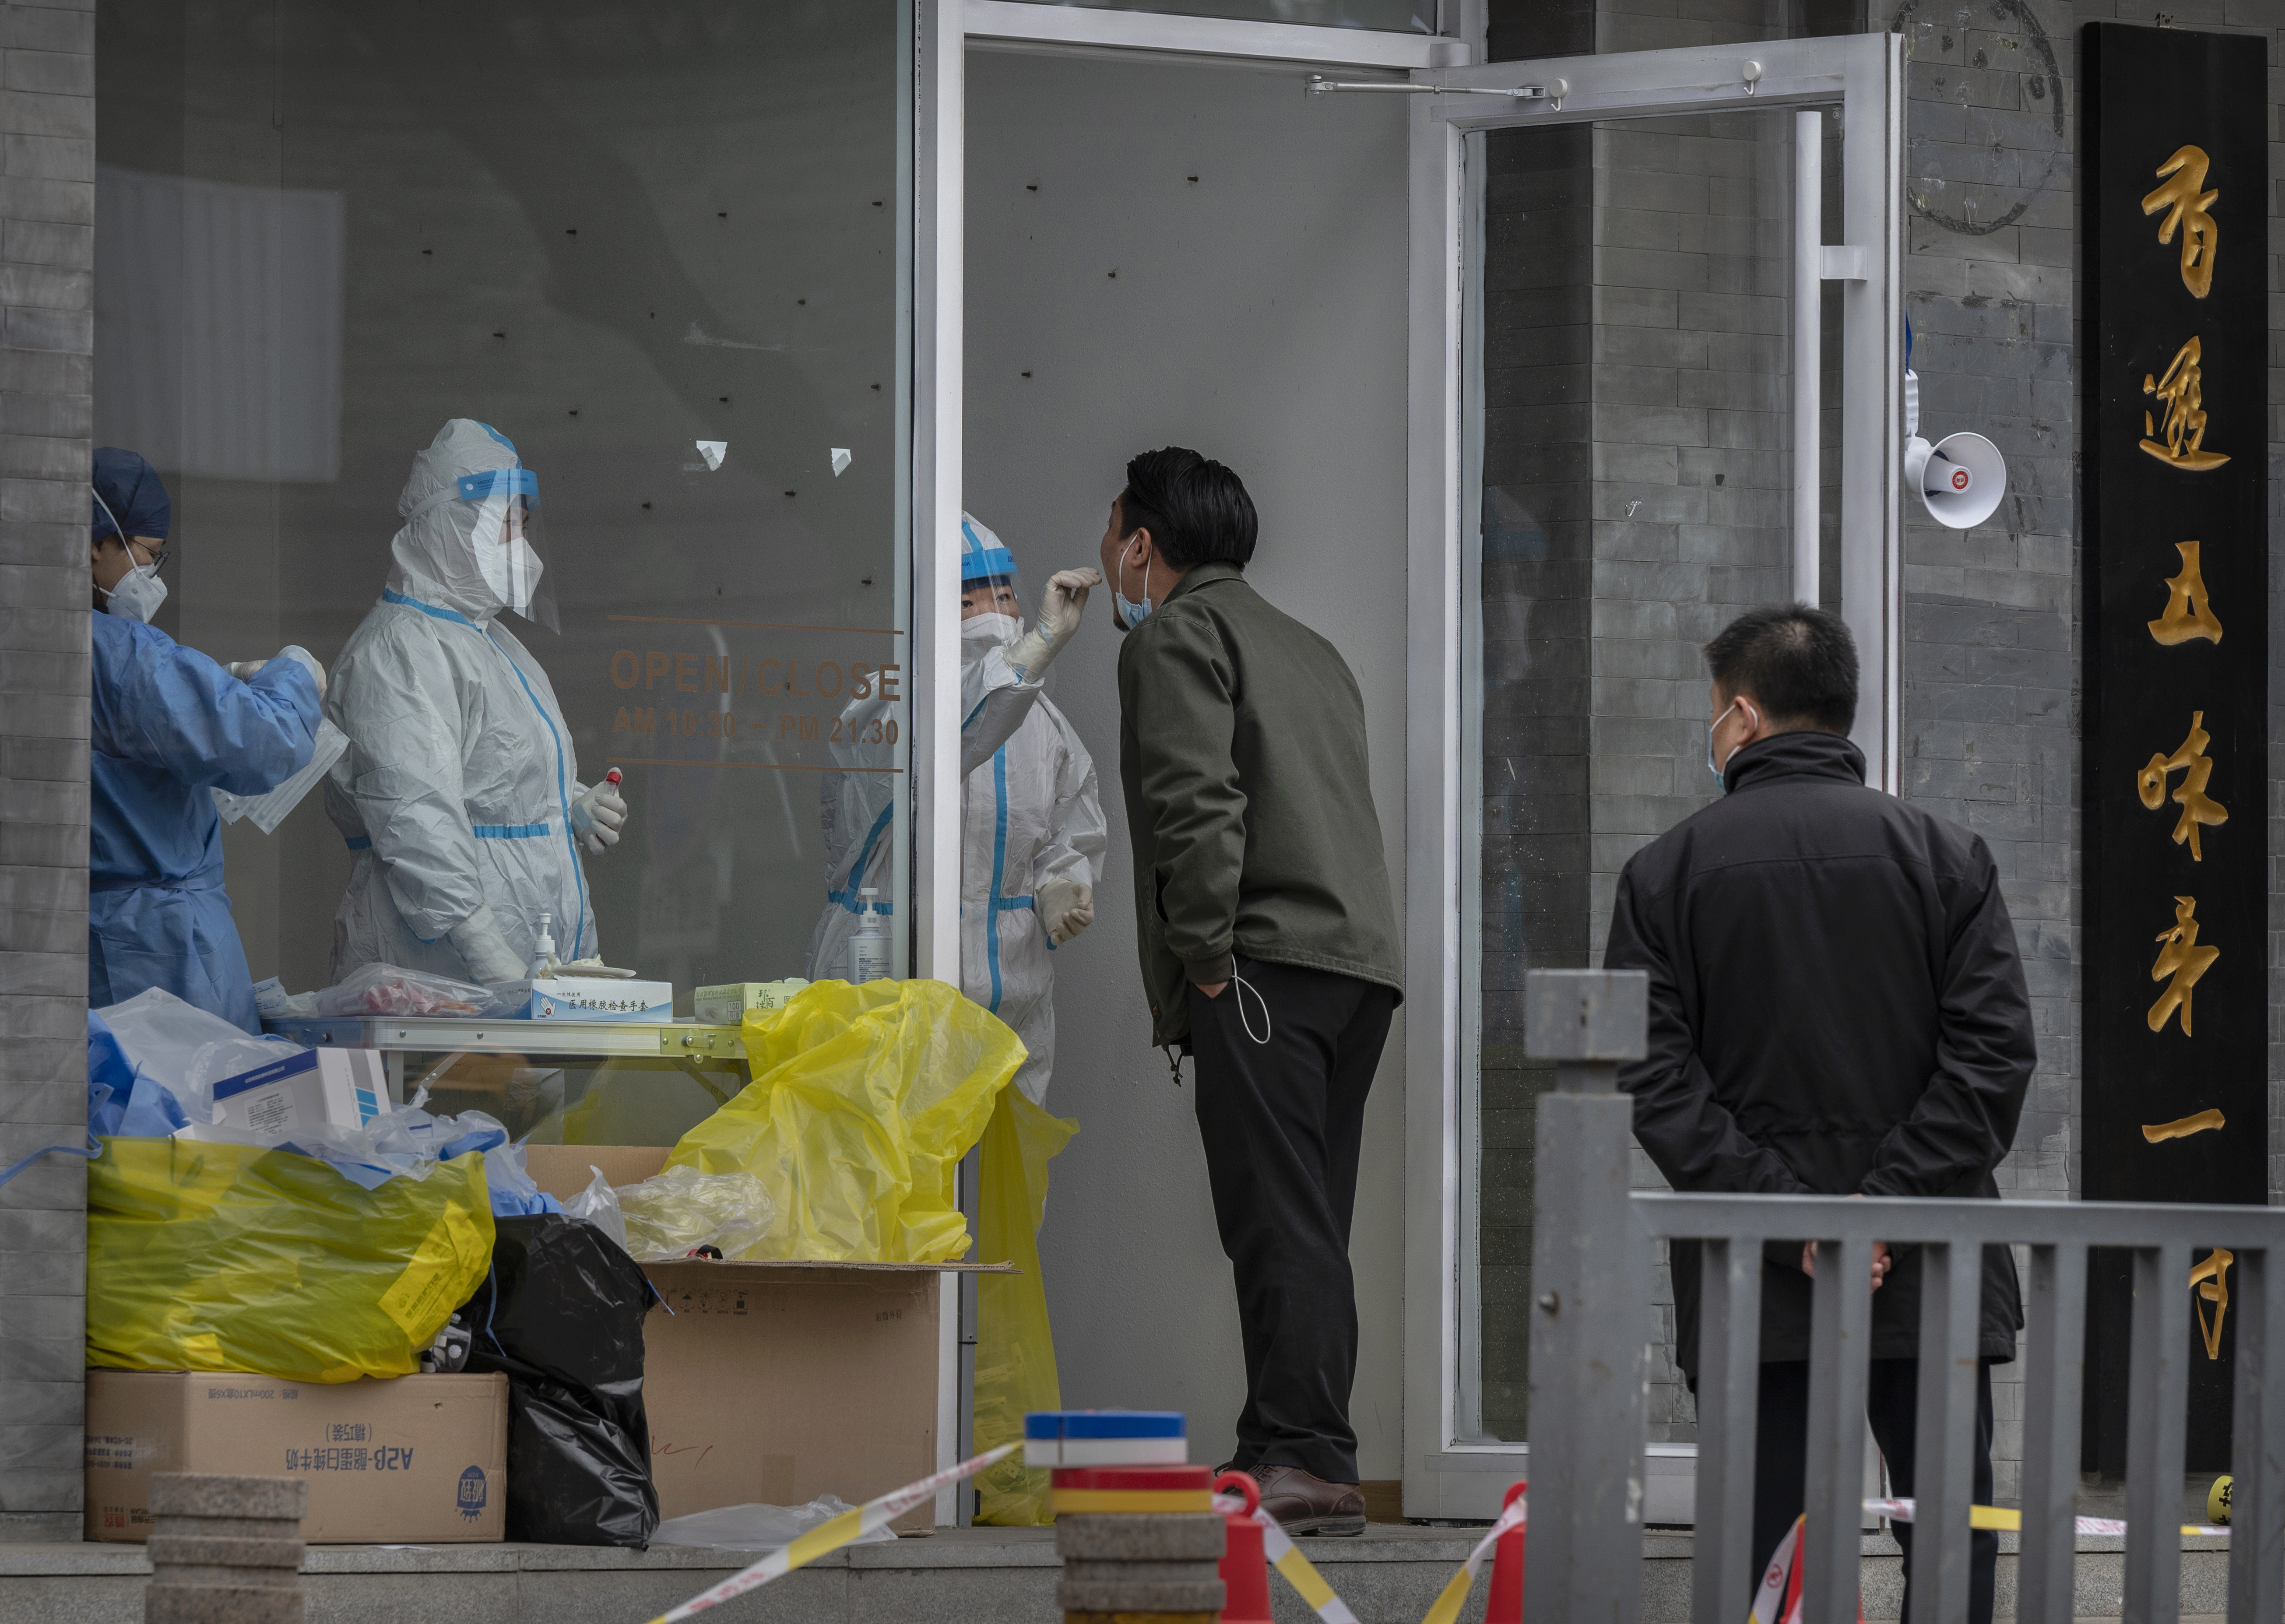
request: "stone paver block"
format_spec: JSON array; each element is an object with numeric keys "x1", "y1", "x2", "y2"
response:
[
  {"x1": 1056, "y1": 1575, "x2": 1226, "y2": 1612},
  {"x1": 1053, "y1": 1512, "x2": 1223, "y2": 1561},
  {"x1": 144, "y1": 1537, "x2": 302, "y2": 1573},
  {"x1": 142, "y1": 1582, "x2": 304, "y2": 1624},
  {"x1": 1061, "y1": 1557, "x2": 1225, "y2": 1586},
  {"x1": 147, "y1": 1516, "x2": 301, "y2": 1545},
  {"x1": 146, "y1": 1475, "x2": 306, "y2": 1524},
  {"x1": 143, "y1": 1564, "x2": 300, "y2": 1592}
]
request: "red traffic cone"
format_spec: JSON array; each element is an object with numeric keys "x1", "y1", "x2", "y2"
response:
[
  {"x1": 1212, "y1": 1470, "x2": 1274, "y2": 1624},
  {"x1": 1484, "y1": 1480, "x2": 1527, "y2": 1624}
]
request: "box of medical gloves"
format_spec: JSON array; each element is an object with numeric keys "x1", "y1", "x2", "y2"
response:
[
  {"x1": 207, "y1": 1047, "x2": 387, "y2": 1135},
  {"x1": 529, "y1": 975, "x2": 673, "y2": 1022},
  {"x1": 86, "y1": 1371, "x2": 509, "y2": 1542},
  {"x1": 692, "y1": 978, "x2": 809, "y2": 1025}
]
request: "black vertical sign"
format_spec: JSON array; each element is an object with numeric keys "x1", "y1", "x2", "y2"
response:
[{"x1": 2082, "y1": 23, "x2": 2268, "y2": 1473}]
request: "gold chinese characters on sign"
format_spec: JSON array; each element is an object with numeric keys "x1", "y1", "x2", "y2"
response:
[
  {"x1": 2141, "y1": 144, "x2": 2218, "y2": 299},
  {"x1": 2192, "y1": 1248, "x2": 2233, "y2": 1360},
  {"x1": 2142, "y1": 1107, "x2": 2225, "y2": 1143},
  {"x1": 2148, "y1": 895, "x2": 2218, "y2": 1036},
  {"x1": 2147, "y1": 540, "x2": 2222, "y2": 644},
  {"x1": 2136, "y1": 710, "x2": 2228, "y2": 859},
  {"x1": 2141, "y1": 337, "x2": 2229, "y2": 470}
]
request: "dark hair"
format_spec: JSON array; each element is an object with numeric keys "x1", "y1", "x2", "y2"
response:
[
  {"x1": 1703, "y1": 603, "x2": 1858, "y2": 734},
  {"x1": 1117, "y1": 446, "x2": 1258, "y2": 570}
]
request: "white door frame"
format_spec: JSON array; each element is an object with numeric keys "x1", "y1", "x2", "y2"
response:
[
  {"x1": 1400, "y1": 34, "x2": 1904, "y2": 1520},
  {"x1": 915, "y1": 0, "x2": 1476, "y2": 1523},
  {"x1": 914, "y1": 5, "x2": 1902, "y2": 1526}
]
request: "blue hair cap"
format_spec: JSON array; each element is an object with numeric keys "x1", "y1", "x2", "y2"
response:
[
  {"x1": 959, "y1": 513, "x2": 1018, "y2": 586},
  {"x1": 92, "y1": 446, "x2": 171, "y2": 542}
]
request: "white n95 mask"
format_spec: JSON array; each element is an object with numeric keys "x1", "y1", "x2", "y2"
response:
[
  {"x1": 103, "y1": 563, "x2": 168, "y2": 624},
  {"x1": 475, "y1": 496, "x2": 545, "y2": 617},
  {"x1": 961, "y1": 612, "x2": 1021, "y2": 651}
]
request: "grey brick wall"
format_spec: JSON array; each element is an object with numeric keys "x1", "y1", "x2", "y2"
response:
[
  {"x1": 0, "y1": 0, "x2": 90, "y2": 1543},
  {"x1": 1884, "y1": 0, "x2": 2082, "y2": 1505}
]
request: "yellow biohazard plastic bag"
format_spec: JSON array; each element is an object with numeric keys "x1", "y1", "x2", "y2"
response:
[
  {"x1": 668, "y1": 977, "x2": 1025, "y2": 1261},
  {"x1": 87, "y1": 1139, "x2": 496, "y2": 1384},
  {"x1": 972, "y1": 1087, "x2": 1078, "y2": 1526}
]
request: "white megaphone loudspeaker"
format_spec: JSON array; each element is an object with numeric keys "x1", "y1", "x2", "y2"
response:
[{"x1": 1902, "y1": 369, "x2": 2006, "y2": 529}]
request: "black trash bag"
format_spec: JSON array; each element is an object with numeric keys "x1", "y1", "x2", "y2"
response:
[{"x1": 464, "y1": 1212, "x2": 659, "y2": 1546}]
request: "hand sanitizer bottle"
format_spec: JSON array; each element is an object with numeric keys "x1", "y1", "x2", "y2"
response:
[
  {"x1": 848, "y1": 889, "x2": 891, "y2": 984},
  {"x1": 529, "y1": 913, "x2": 557, "y2": 982}
]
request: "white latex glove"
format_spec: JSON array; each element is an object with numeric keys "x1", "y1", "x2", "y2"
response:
[
  {"x1": 228, "y1": 647, "x2": 328, "y2": 697},
  {"x1": 1006, "y1": 567, "x2": 1104, "y2": 680},
  {"x1": 1037, "y1": 876, "x2": 1095, "y2": 946},
  {"x1": 446, "y1": 901, "x2": 526, "y2": 985},
  {"x1": 274, "y1": 645, "x2": 327, "y2": 696},
  {"x1": 567, "y1": 781, "x2": 628, "y2": 855}
]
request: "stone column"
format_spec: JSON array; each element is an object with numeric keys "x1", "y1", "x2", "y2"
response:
[{"x1": 0, "y1": 0, "x2": 94, "y2": 1544}]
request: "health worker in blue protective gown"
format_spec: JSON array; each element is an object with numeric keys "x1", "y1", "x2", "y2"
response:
[{"x1": 88, "y1": 448, "x2": 325, "y2": 1033}]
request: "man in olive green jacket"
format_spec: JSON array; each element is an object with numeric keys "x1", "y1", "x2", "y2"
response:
[{"x1": 1099, "y1": 446, "x2": 1403, "y2": 1536}]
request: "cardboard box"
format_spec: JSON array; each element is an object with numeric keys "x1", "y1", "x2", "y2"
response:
[
  {"x1": 526, "y1": 1145, "x2": 947, "y2": 1530},
  {"x1": 692, "y1": 979, "x2": 809, "y2": 1025},
  {"x1": 209, "y1": 1047, "x2": 387, "y2": 1135},
  {"x1": 86, "y1": 1371, "x2": 508, "y2": 1543},
  {"x1": 528, "y1": 975, "x2": 673, "y2": 1022}
]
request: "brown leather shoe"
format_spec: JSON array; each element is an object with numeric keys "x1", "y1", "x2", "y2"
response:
[{"x1": 1247, "y1": 1463, "x2": 1366, "y2": 1536}]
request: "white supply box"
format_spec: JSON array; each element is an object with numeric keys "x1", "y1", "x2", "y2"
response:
[
  {"x1": 691, "y1": 980, "x2": 809, "y2": 1026},
  {"x1": 528, "y1": 977, "x2": 674, "y2": 1023},
  {"x1": 209, "y1": 1048, "x2": 387, "y2": 1135}
]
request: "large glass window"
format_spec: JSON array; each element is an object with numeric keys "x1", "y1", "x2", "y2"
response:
[
  {"x1": 1461, "y1": 107, "x2": 1839, "y2": 1446},
  {"x1": 97, "y1": 2, "x2": 912, "y2": 1005}
]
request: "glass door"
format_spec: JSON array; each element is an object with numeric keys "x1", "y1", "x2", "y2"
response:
[{"x1": 1400, "y1": 34, "x2": 1903, "y2": 1521}]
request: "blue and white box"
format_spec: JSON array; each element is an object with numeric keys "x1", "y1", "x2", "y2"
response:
[
  {"x1": 1023, "y1": 1410, "x2": 1188, "y2": 1469},
  {"x1": 210, "y1": 1048, "x2": 388, "y2": 1136},
  {"x1": 528, "y1": 976, "x2": 674, "y2": 1023}
]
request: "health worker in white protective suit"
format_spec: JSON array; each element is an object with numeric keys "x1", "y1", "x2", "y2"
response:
[
  {"x1": 806, "y1": 515, "x2": 1105, "y2": 1105},
  {"x1": 323, "y1": 419, "x2": 629, "y2": 986}
]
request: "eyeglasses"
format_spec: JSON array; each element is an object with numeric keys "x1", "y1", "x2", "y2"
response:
[{"x1": 127, "y1": 539, "x2": 172, "y2": 576}]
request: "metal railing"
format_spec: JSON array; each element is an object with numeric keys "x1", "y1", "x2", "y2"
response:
[{"x1": 1521, "y1": 969, "x2": 2285, "y2": 1624}]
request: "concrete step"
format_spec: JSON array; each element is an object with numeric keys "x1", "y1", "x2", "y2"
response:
[{"x1": 0, "y1": 1526, "x2": 2238, "y2": 1623}]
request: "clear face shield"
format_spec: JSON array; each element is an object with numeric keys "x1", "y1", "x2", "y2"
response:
[
  {"x1": 958, "y1": 573, "x2": 1021, "y2": 624},
  {"x1": 457, "y1": 468, "x2": 557, "y2": 633}
]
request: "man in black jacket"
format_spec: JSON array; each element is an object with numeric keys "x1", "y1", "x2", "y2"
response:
[{"x1": 1605, "y1": 604, "x2": 2033, "y2": 1624}]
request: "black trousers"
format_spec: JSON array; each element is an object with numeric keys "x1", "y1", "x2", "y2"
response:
[
  {"x1": 1189, "y1": 953, "x2": 1396, "y2": 1485},
  {"x1": 1750, "y1": 1358, "x2": 1998, "y2": 1624}
]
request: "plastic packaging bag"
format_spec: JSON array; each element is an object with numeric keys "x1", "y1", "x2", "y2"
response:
[
  {"x1": 177, "y1": 1090, "x2": 562, "y2": 1220},
  {"x1": 562, "y1": 1165, "x2": 772, "y2": 1262},
  {"x1": 256, "y1": 964, "x2": 506, "y2": 1021},
  {"x1": 564, "y1": 1164, "x2": 629, "y2": 1254},
  {"x1": 313, "y1": 963, "x2": 496, "y2": 1018},
  {"x1": 665, "y1": 978, "x2": 1024, "y2": 1261},
  {"x1": 96, "y1": 987, "x2": 301, "y2": 1124},
  {"x1": 619, "y1": 1166, "x2": 774, "y2": 1262},
  {"x1": 212, "y1": 717, "x2": 351, "y2": 833},
  {"x1": 464, "y1": 1213, "x2": 659, "y2": 1546},
  {"x1": 88, "y1": 1138, "x2": 496, "y2": 1382},
  {"x1": 972, "y1": 1087, "x2": 1079, "y2": 1526},
  {"x1": 651, "y1": 1495, "x2": 896, "y2": 1550},
  {"x1": 87, "y1": 1011, "x2": 189, "y2": 1139}
]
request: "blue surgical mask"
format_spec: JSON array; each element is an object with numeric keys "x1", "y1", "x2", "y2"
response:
[
  {"x1": 1706, "y1": 697, "x2": 1755, "y2": 792},
  {"x1": 1115, "y1": 545, "x2": 1153, "y2": 629}
]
